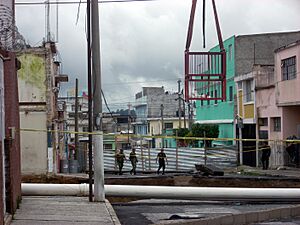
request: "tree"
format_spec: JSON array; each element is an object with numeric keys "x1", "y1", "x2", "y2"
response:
[
  {"x1": 191, "y1": 124, "x2": 219, "y2": 147},
  {"x1": 173, "y1": 128, "x2": 190, "y2": 147}
]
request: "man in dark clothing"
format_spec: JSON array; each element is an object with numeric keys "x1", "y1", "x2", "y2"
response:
[
  {"x1": 115, "y1": 149, "x2": 126, "y2": 175},
  {"x1": 261, "y1": 142, "x2": 271, "y2": 170},
  {"x1": 129, "y1": 148, "x2": 138, "y2": 175},
  {"x1": 156, "y1": 148, "x2": 168, "y2": 175}
]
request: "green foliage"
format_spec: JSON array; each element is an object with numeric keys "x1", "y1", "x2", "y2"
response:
[
  {"x1": 174, "y1": 128, "x2": 190, "y2": 137},
  {"x1": 191, "y1": 124, "x2": 219, "y2": 138}
]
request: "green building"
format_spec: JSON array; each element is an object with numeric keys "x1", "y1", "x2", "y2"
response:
[
  {"x1": 195, "y1": 36, "x2": 235, "y2": 145},
  {"x1": 195, "y1": 31, "x2": 300, "y2": 149}
]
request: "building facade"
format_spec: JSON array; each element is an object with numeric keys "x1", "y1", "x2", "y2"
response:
[
  {"x1": 134, "y1": 87, "x2": 185, "y2": 135},
  {"x1": 196, "y1": 31, "x2": 300, "y2": 164},
  {"x1": 18, "y1": 42, "x2": 68, "y2": 174},
  {"x1": 255, "y1": 41, "x2": 300, "y2": 168}
]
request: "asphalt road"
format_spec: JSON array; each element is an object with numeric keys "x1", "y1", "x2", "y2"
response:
[{"x1": 113, "y1": 199, "x2": 299, "y2": 225}]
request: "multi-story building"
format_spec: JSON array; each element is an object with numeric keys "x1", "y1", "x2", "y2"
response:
[
  {"x1": 134, "y1": 87, "x2": 189, "y2": 147},
  {"x1": 255, "y1": 40, "x2": 300, "y2": 168},
  {"x1": 196, "y1": 31, "x2": 300, "y2": 165},
  {"x1": 18, "y1": 42, "x2": 68, "y2": 174}
]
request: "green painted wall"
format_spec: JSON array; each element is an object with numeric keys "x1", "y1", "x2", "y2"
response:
[{"x1": 196, "y1": 36, "x2": 236, "y2": 142}]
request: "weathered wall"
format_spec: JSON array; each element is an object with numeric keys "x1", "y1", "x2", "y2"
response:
[
  {"x1": 4, "y1": 52, "x2": 21, "y2": 216},
  {"x1": 18, "y1": 53, "x2": 46, "y2": 103},
  {"x1": 20, "y1": 112, "x2": 48, "y2": 174},
  {"x1": 235, "y1": 31, "x2": 300, "y2": 76}
]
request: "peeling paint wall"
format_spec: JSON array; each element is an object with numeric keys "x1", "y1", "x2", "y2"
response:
[{"x1": 18, "y1": 53, "x2": 46, "y2": 103}]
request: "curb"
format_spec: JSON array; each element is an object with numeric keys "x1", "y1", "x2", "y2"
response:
[
  {"x1": 153, "y1": 204, "x2": 300, "y2": 225},
  {"x1": 105, "y1": 199, "x2": 122, "y2": 225}
]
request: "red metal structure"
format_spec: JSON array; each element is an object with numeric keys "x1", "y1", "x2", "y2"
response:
[{"x1": 185, "y1": 0, "x2": 226, "y2": 101}]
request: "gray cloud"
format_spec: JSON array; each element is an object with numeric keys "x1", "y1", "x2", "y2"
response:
[{"x1": 15, "y1": 0, "x2": 300, "y2": 109}]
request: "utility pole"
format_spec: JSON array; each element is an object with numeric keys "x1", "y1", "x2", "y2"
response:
[
  {"x1": 183, "y1": 99, "x2": 186, "y2": 129},
  {"x1": 161, "y1": 104, "x2": 164, "y2": 148},
  {"x1": 177, "y1": 79, "x2": 182, "y2": 129},
  {"x1": 74, "y1": 78, "x2": 79, "y2": 160},
  {"x1": 92, "y1": 0, "x2": 104, "y2": 202},
  {"x1": 86, "y1": 0, "x2": 93, "y2": 202},
  {"x1": 127, "y1": 103, "x2": 131, "y2": 148}
]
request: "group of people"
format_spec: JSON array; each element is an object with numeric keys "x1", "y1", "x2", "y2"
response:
[{"x1": 115, "y1": 148, "x2": 168, "y2": 175}]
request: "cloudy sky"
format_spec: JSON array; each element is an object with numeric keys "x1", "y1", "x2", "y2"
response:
[{"x1": 15, "y1": 0, "x2": 300, "y2": 110}]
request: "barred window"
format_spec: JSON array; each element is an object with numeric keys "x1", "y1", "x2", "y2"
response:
[{"x1": 282, "y1": 56, "x2": 296, "y2": 81}]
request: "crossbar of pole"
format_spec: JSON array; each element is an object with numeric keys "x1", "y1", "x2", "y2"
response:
[{"x1": 22, "y1": 183, "x2": 300, "y2": 202}]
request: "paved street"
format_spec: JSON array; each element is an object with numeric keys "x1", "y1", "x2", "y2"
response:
[
  {"x1": 11, "y1": 196, "x2": 120, "y2": 225},
  {"x1": 113, "y1": 199, "x2": 300, "y2": 225}
]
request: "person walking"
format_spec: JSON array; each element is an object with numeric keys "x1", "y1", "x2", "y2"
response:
[
  {"x1": 156, "y1": 148, "x2": 168, "y2": 175},
  {"x1": 115, "y1": 149, "x2": 126, "y2": 175},
  {"x1": 129, "y1": 148, "x2": 138, "y2": 175},
  {"x1": 261, "y1": 142, "x2": 271, "y2": 170}
]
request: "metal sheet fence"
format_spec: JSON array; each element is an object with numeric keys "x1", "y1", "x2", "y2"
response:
[{"x1": 103, "y1": 146, "x2": 237, "y2": 172}]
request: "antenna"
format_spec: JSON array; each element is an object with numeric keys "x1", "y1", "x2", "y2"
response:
[{"x1": 45, "y1": 0, "x2": 51, "y2": 42}]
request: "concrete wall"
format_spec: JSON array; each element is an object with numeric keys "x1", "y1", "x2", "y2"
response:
[
  {"x1": 235, "y1": 31, "x2": 300, "y2": 76},
  {"x1": 20, "y1": 112, "x2": 48, "y2": 174},
  {"x1": 282, "y1": 106, "x2": 300, "y2": 139},
  {"x1": 275, "y1": 43, "x2": 300, "y2": 106}
]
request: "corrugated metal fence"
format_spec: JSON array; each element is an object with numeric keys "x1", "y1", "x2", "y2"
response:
[{"x1": 103, "y1": 146, "x2": 237, "y2": 172}]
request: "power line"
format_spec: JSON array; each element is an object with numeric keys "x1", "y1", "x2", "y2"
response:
[
  {"x1": 103, "y1": 78, "x2": 178, "y2": 86},
  {"x1": 15, "y1": 0, "x2": 165, "y2": 6}
]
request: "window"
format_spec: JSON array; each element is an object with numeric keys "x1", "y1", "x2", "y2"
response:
[
  {"x1": 229, "y1": 86, "x2": 233, "y2": 102},
  {"x1": 228, "y1": 44, "x2": 233, "y2": 60},
  {"x1": 273, "y1": 117, "x2": 281, "y2": 132},
  {"x1": 200, "y1": 93, "x2": 203, "y2": 106},
  {"x1": 214, "y1": 89, "x2": 218, "y2": 104},
  {"x1": 244, "y1": 80, "x2": 253, "y2": 102},
  {"x1": 258, "y1": 118, "x2": 268, "y2": 126},
  {"x1": 164, "y1": 122, "x2": 173, "y2": 129},
  {"x1": 104, "y1": 144, "x2": 113, "y2": 150},
  {"x1": 237, "y1": 82, "x2": 242, "y2": 90},
  {"x1": 282, "y1": 56, "x2": 296, "y2": 81}
]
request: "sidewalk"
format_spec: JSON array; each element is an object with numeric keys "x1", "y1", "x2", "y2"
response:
[{"x1": 10, "y1": 196, "x2": 120, "y2": 225}]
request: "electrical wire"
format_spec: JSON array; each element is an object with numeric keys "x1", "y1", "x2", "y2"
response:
[
  {"x1": 15, "y1": 0, "x2": 167, "y2": 6},
  {"x1": 101, "y1": 89, "x2": 118, "y2": 124}
]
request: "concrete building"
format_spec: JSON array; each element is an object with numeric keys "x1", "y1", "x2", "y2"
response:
[
  {"x1": 255, "y1": 40, "x2": 300, "y2": 168},
  {"x1": 196, "y1": 31, "x2": 300, "y2": 165},
  {"x1": 134, "y1": 87, "x2": 185, "y2": 135},
  {"x1": 148, "y1": 117, "x2": 185, "y2": 148},
  {"x1": 18, "y1": 42, "x2": 68, "y2": 174}
]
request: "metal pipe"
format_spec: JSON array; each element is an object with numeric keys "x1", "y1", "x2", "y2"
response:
[{"x1": 22, "y1": 183, "x2": 300, "y2": 202}]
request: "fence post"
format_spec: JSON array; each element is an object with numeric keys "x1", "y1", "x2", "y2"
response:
[
  {"x1": 204, "y1": 131, "x2": 207, "y2": 165},
  {"x1": 148, "y1": 140, "x2": 151, "y2": 171},
  {"x1": 176, "y1": 130, "x2": 179, "y2": 170},
  {"x1": 114, "y1": 135, "x2": 117, "y2": 172},
  {"x1": 141, "y1": 146, "x2": 144, "y2": 172}
]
